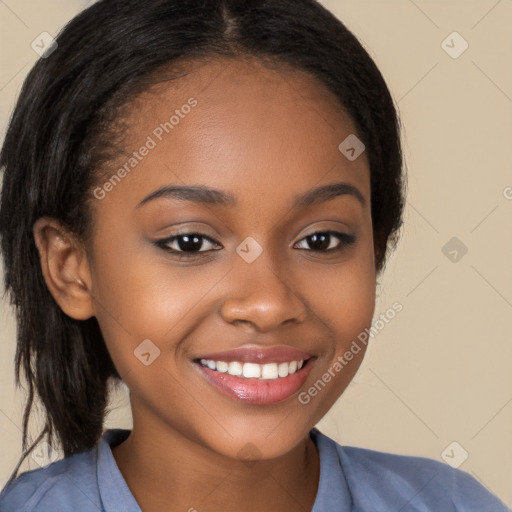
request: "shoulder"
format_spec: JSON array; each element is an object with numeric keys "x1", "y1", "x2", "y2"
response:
[
  {"x1": 312, "y1": 429, "x2": 510, "y2": 511},
  {"x1": 0, "y1": 441, "x2": 101, "y2": 512}
]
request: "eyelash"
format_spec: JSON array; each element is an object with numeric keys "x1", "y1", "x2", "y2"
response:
[{"x1": 154, "y1": 230, "x2": 357, "y2": 258}]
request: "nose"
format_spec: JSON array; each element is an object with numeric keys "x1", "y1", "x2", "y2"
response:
[{"x1": 220, "y1": 250, "x2": 308, "y2": 333}]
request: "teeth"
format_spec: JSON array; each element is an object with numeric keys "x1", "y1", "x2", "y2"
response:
[
  {"x1": 243, "y1": 363, "x2": 261, "y2": 378},
  {"x1": 200, "y1": 359, "x2": 306, "y2": 379},
  {"x1": 228, "y1": 361, "x2": 243, "y2": 376},
  {"x1": 278, "y1": 362, "x2": 289, "y2": 378},
  {"x1": 216, "y1": 361, "x2": 229, "y2": 373},
  {"x1": 261, "y1": 363, "x2": 279, "y2": 379}
]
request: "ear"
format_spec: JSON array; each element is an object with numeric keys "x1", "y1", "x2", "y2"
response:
[{"x1": 33, "y1": 217, "x2": 95, "y2": 320}]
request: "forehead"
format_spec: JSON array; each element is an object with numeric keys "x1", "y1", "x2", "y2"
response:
[{"x1": 98, "y1": 56, "x2": 370, "y2": 214}]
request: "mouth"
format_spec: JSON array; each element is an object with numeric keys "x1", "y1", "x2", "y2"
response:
[{"x1": 193, "y1": 346, "x2": 315, "y2": 405}]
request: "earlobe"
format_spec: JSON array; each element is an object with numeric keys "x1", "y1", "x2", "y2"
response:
[{"x1": 32, "y1": 217, "x2": 95, "y2": 320}]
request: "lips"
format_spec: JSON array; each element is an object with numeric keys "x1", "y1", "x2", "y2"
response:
[{"x1": 193, "y1": 346, "x2": 315, "y2": 405}]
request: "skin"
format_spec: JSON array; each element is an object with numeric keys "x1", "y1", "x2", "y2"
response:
[{"x1": 33, "y1": 57, "x2": 377, "y2": 511}]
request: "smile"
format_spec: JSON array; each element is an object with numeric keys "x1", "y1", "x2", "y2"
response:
[
  {"x1": 199, "y1": 359, "x2": 305, "y2": 379},
  {"x1": 194, "y1": 346, "x2": 315, "y2": 405}
]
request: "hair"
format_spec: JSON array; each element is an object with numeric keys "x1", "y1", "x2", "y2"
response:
[{"x1": 0, "y1": 0, "x2": 406, "y2": 487}]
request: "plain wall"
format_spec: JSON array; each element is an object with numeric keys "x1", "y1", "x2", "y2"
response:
[{"x1": 0, "y1": 0, "x2": 511, "y2": 505}]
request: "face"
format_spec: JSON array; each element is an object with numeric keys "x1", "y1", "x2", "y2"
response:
[{"x1": 85, "y1": 57, "x2": 376, "y2": 460}]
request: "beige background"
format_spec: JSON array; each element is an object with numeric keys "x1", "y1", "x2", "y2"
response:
[{"x1": 1, "y1": 0, "x2": 511, "y2": 506}]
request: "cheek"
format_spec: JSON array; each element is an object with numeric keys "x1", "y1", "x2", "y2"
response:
[
  {"x1": 308, "y1": 236, "x2": 376, "y2": 345},
  {"x1": 331, "y1": 265, "x2": 376, "y2": 350},
  {"x1": 88, "y1": 231, "x2": 231, "y2": 382},
  {"x1": 301, "y1": 238, "x2": 376, "y2": 406}
]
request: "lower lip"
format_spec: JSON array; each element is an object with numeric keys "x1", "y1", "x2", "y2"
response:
[{"x1": 196, "y1": 361, "x2": 314, "y2": 405}]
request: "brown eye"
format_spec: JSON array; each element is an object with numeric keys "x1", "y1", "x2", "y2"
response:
[
  {"x1": 295, "y1": 231, "x2": 356, "y2": 252},
  {"x1": 155, "y1": 232, "x2": 221, "y2": 256}
]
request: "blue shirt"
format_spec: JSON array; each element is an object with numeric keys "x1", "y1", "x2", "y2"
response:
[{"x1": 0, "y1": 428, "x2": 508, "y2": 511}]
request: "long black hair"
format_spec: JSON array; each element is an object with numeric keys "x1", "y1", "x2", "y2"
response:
[{"x1": 0, "y1": 0, "x2": 406, "y2": 487}]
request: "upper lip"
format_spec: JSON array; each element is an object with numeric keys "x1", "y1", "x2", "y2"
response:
[{"x1": 196, "y1": 345, "x2": 315, "y2": 364}]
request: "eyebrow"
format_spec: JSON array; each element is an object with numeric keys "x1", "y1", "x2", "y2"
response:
[{"x1": 136, "y1": 181, "x2": 366, "y2": 209}]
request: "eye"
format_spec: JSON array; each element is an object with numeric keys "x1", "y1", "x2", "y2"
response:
[
  {"x1": 294, "y1": 231, "x2": 356, "y2": 253},
  {"x1": 154, "y1": 229, "x2": 356, "y2": 259},
  {"x1": 154, "y1": 232, "x2": 221, "y2": 257}
]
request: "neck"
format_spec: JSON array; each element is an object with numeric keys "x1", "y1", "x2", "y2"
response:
[{"x1": 112, "y1": 413, "x2": 320, "y2": 512}]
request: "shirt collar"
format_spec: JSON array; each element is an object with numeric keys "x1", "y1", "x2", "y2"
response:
[
  {"x1": 310, "y1": 428, "x2": 353, "y2": 511},
  {"x1": 97, "y1": 429, "x2": 142, "y2": 512}
]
